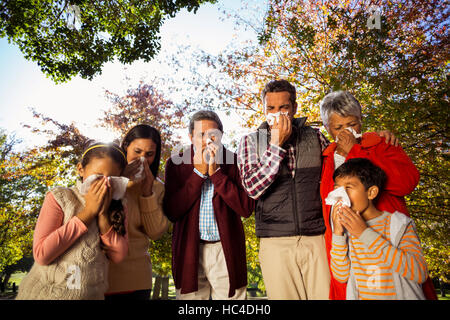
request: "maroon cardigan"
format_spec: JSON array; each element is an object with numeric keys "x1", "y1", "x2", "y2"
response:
[{"x1": 163, "y1": 145, "x2": 255, "y2": 297}]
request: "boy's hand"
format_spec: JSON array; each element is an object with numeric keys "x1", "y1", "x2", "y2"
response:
[
  {"x1": 331, "y1": 202, "x2": 345, "y2": 236},
  {"x1": 339, "y1": 205, "x2": 368, "y2": 238}
]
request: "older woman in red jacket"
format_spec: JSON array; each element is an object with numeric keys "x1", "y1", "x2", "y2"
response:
[{"x1": 319, "y1": 90, "x2": 436, "y2": 300}]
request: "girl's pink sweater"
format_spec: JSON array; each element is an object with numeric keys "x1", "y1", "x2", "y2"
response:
[{"x1": 33, "y1": 192, "x2": 128, "y2": 265}]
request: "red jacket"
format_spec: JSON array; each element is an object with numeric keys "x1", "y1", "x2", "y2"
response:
[
  {"x1": 163, "y1": 145, "x2": 255, "y2": 297},
  {"x1": 320, "y1": 132, "x2": 436, "y2": 300}
]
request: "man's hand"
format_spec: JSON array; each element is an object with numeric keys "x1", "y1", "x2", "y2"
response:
[
  {"x1": 377, "y1": 130, "x2": 399, "y2": 147},
  {"x1": 193, "y1": 146, "x2": 208, "y2": 175},
  {"x1": 270, "y1": 114, "x2": 292, "y2": 147},
  {"x1": 336, "y1": 129, "x2": 358, "y2": 157},
  {"x1": 338, "y1": 205, "x2": 367, "y2": 238},
  {"x1": 207, "y1": 142, "x2": 220, "y2": 176}
]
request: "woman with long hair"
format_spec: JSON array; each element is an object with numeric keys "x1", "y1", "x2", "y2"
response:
[{"x1": 105, "y1": 124, "x2": 169, "y2": 300}]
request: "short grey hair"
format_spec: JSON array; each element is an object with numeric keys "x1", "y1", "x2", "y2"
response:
[
  {"x1": 320, "y1": 91, "x2": 362, "y2": 128},
  {"x1": 189, "y1": 110, "x2": 223, "y2": 135}
]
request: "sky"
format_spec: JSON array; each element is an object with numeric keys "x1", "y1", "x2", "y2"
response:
[{"x1": 0, "y1": 0, "x2": 265, "y2": 151}]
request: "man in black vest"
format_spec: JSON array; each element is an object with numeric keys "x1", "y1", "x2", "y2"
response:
[{"x1": 237, "y1": 80, "x2": 331, "y2": 299}]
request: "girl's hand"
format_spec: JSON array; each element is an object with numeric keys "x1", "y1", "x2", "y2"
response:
[
  {"x1": 97, "y1": 183, "x2": 113, "y2": 234},
  {"x1": 336, "y1": 129, "x2": 358, "y2": 157},
  {"x1": 338, "y1": 205, "x2": 368, "y2": 238},
  {"x1": 98, "y1": 179, "x2": 112, "y2": 218},
  {"x1": 77, "y1": 177, "x2": 108, "y2": 226},
  {"x1": 141, "y1": 158, "x2": 155, "y2": 197},
  {"x1": 331, "y1": 202, "x2": 345, "y2": 236},
  {"x1": 84, "y1": 177, "x2": 108, "y2": 216}
]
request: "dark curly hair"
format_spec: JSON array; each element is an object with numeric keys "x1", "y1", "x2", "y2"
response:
[
  {"x1": 333, "y1": 158, "x2": 387, "y2": 202},
  {"x1": 81, "y1": 141, "x2": 127, "y2": 236}
]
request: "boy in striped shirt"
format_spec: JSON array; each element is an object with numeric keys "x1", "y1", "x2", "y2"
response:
[{"x1": 330, "y1": 158, "x2": 428, "y2": 300}]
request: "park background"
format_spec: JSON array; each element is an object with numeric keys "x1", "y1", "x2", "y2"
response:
[{"x1": 0, "y1": 0, "x2": 448, "y2": 299}]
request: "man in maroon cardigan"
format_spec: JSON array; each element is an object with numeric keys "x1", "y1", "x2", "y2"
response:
[{"x1": 163, "y1": 110, "x2": 255, "y2": 299}]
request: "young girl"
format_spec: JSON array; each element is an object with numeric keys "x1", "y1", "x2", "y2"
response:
[
  {"x1": 105, "y1": 124, "x2": 169, "y2": 300},
  {"x1": 16, "y1": 142, "x2": 129, "y2": 300}
]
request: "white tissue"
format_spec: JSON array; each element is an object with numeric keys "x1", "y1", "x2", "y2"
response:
[
  {"x1": 132, "y1": 156, "x2": 146, "y2": 181},
  {"x1": 80, "y1": 174, "x2": 129, "y2": 200},
  {"x1": 346, "y1": 127, "x2": 362, "y2": 139},
  {"x1": 325, "y1": 186, "x2": 351, "y2": 207},
  {"x1": 266, "y1": 111, "x2": 289, "y2": 126},
  {"x1": 336, "y1": 127, "x2": 362, "y2": 142}
]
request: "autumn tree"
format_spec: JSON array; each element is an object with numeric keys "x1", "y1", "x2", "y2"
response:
[
  {"x1": 102, "y1": 82, "x2": 189, "y2": 170},
  {"x1": 169, "y1": 0, "x2": 449, "y2": 288},
  {"x1": 18, "y1": 82, "x2": 190, "y2": 299},
  {"x1": 100, "y1": 82, "x2": 191, "y2": 299},
  {"x1": 0, "y1": 128, "x2": 73, "y2": 291},
  {"x1": 0, "y1": 0, "x2": 216, "y2": 82}
]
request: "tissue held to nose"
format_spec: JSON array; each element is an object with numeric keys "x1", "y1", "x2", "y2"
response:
[
  {"x1": 336, "y1": 127, "x2": 362, "y2": 142},
  {"x1": 325, "y1": 186, "x2": 351, "y2": 207},
  {"x1": 132, "y1": 157, "x2": 146, "y2": 181},
  {"x1": 266, "y1": 111, "x2": 289, "y2": 126},
  {"x1": 80, "y1": 174, "x2": 129, "y2": 200}
]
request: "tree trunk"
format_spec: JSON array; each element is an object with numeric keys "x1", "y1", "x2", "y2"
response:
[
  {"x1": 1, "y1": 273, "x2": 11, "y2": 292},
  {"x1": 152, "y1": 276, "x2": 162, "y2": 300},
  {"x1": 440, "y1": 279, "x2": 446, "y2": 297},
  {"x1": 161, "y1": 276, "x2": 169, "y2": 300}
]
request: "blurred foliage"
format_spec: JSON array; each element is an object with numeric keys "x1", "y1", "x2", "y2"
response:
[{"x1": 0, "y1": 0, "x2": 216, "y2": 82}]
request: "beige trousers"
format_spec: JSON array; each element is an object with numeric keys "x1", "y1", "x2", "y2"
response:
[
  {"x1": 176, "y1": 242, "x2": 247, "y2": 300},
  {"x1": 259, "y1": 234, "x2": 330, "y2": 300}
]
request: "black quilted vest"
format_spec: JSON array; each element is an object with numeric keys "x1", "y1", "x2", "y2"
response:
[{"x1": 252, "y1": 117, "x2": 325, "y2": 237}]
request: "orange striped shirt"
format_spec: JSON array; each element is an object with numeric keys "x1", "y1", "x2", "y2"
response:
[{"x1": 330, "y1": 212, "x2": 427, "y2": 300}]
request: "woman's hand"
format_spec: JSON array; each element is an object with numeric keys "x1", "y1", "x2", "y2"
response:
[
  {"x1": 123, "y1": 158, "x2": 143, "y2": 181},
  {"x1": 336, "y1": 129, "x2": 358, "y2": 157},
  {"x1": 141, "y1": 158, "x2": 155, "y2": 197},
  {"x1": 377, "y1": 130, "x2": 400, "y2": 147}
]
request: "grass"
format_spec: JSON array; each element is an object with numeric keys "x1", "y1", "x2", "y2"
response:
[
  {"x1": 2, "y1": 272, "x2": 448, "y2": 300},
  {"x1": 8, "y1": 272, "x2": 27, "y2": 287}
]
